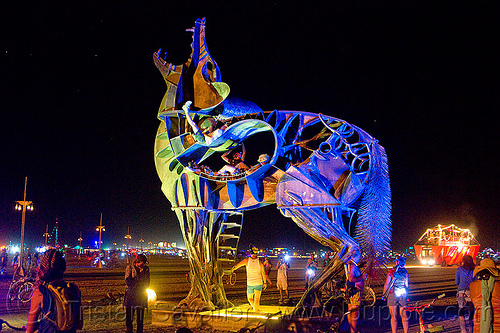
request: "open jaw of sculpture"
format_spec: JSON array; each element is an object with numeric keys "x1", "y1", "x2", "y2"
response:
[{"x1": 153, "y1": 17, "x2": 392, "y2": 311}]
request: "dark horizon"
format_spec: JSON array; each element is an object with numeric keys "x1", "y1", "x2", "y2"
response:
[{"x1": 1, "y1": 2, "x2": 496, "y2": 253}]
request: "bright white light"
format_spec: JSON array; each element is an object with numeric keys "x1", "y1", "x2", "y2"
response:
[
  {"x1": 395, "y1": 287, "x2": 407, "y2": 297},
  {"x1": 284, "y1": 255, "x2": 291, "y2": 262},
  {"x1": 307, "y1": 269, "x2": 316, "y2": 277},
  {"x1": 35, "y1": 246, "x2": 48, "y2": 254},
  {"x1": 421, "y1": 259, "x2": 427, "y2": 265},
  {"x1": 146, "y1": 288, "x2": 157, "y2": 303},
  {"x1": 208, "y1": 312, "x2": 280, "y2": 320},
  {"x1": 10, "y1": 246, "x2": 20, "y2": 254},
  {"x1": 428, "y1": 259, "x2": 435, "y2": 266}
]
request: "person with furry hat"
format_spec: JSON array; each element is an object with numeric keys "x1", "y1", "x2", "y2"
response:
[
  {"x1": 124, "y1": 253, "x2": 150, "y2": 333},
  {"x1": 26, "y1": 249, "x2": 82, "y2": 333},
  {"x1": 470, "y1": 258, "x2": 500, "y2": 333}
]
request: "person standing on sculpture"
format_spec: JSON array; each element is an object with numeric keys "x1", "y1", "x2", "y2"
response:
[
  {"x1": 231, "y1": 247, "x2": 271, "y2": 312},
  {"x1": 183, "y1": 101, "x2": 227, "y2": 145}
]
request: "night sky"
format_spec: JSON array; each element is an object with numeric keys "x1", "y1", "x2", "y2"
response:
[{"x1": 1, "y1": 2, "x2": 496, "y2": 252}]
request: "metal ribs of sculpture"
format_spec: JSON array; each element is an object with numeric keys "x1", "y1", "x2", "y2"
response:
[{"x1": 153, "y1": 18, "x2": 391, "y2": 311}]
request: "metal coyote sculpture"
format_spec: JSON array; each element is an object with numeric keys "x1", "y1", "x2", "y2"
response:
[{"x1": 153, "y1": 18, "x2": 392, "y2": 310}]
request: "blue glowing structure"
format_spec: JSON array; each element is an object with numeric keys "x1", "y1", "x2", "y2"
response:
[{"x1": 153, "y1": 17, "x2": 391, "y2": 310}]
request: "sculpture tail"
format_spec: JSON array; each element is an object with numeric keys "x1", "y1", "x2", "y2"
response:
[{"x1": 356, "y1": 142, "x2": 392, "y2": 281}]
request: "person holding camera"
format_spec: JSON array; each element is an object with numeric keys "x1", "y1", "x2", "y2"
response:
[
  {"x1": 276, "y1": 255, "x2": 290, "y2": 304},
  {"x1": 124, "y1": 254, "x2": 150, "y2": 333}
]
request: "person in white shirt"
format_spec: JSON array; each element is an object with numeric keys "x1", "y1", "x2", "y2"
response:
[
  {"x1": 276, "y1": 255, "x2": 290, "y2": 304},
  {"x1": 231, "y1": 247, "x2": 271, "y2": 312}
]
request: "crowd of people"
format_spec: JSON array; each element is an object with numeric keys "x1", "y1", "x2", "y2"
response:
[
  {"x1": 379, "y1": 254, "x2": 500, "y2": 333},
  {"x1": 0, "y1": 248, "x2": 151, "y2": 333},
  {"x1": 227, "y1": 249, "x2": 500, "y2": 333},
  {"x1": 4, "y1": 245, "x2": 500, "y2": 333}
]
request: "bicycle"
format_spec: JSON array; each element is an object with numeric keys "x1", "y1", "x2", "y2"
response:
[
  {"x1": 316, "y1": 310, "x2": 352, "y2": 333},
  {"x1": 104, "y1": 259, "x2": 120, "y2": 268},
  {"x1": 323, "y1": 276, "x2": 376, "y2": 307},
  {"x1": 96, "y1": 291, "x2": 124, "y2": 305},
  {"x1": 224, "y1": 270, "x2": 237, "y2": 286},
  {"x1": 403, "y1": 293, "x2": 445, "y2": 333},
  {"x1": 235, "y1": 311, "x2": 282, "y2": 333},
  {"x1": 92, "y1": 257, "x2": 105, "y2": 267},
  {"x1": 0, "y1": 318, "x2": 25, "y2": 331},
  {"x1": 361, "y1": 283, "x2": 376, "y2": 307},
  {"x1": 6, "y1": 277, "x2": 36, "y2": 303}
]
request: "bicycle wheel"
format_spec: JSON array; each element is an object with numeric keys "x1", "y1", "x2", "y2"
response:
[
  {"x1": 7, "y1": 281, "x2": 22, "y2": 301},
  {"x1": 362, "y1": 286, "x2": 376, "y2": 307},
  {"x1": 321, "y1": 280, "x2": 335, "y2": 298},
  {"x1": 19, "y1": 281, "x2": 35, "y2": 303},
  {"x1": 227, "y1": 272, "x2": 236, "y2": 286}
]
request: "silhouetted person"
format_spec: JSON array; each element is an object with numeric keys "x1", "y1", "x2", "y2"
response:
[
  {"x1": 470, "y1": 258, "x2": 500, "y2": 333},
  {"x1": 124, "y1": 254, "x2": 150, "y2": 333},
  {"x1": 26, "y1": 249, "x2": 82, "y2": 333},
  {"x1": 384, "y1": 257, "x2": 409, "y2": 333},
  {"x1": 456, "y1": 254, "x2": 476, "y2": 333}
]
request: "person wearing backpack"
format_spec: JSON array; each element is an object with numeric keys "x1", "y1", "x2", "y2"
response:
[
  {"x1": 383, "y1": 257, "x2": 409, "y2": 333},
  {"x1": 26, "y1": 249, "x2": 83, "y2": 333},
  {"x1": 124, "y1": 254, "x2": 150, "y2": 333}
]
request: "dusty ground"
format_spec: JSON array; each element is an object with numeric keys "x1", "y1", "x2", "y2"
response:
[{"x1": 0, "y1": 257, "x2": 464, "y2": 332}]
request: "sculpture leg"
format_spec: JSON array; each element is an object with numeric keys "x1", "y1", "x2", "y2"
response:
[
  {"x1": 280, "y1": 202, "x2": 362, "y2": 314},
  {"x1": 292, "y1": 255, "x2": 345, "y2": 315},
  {"x1": 175, "y1": 209, "x2": 233, "y2": 310}
]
